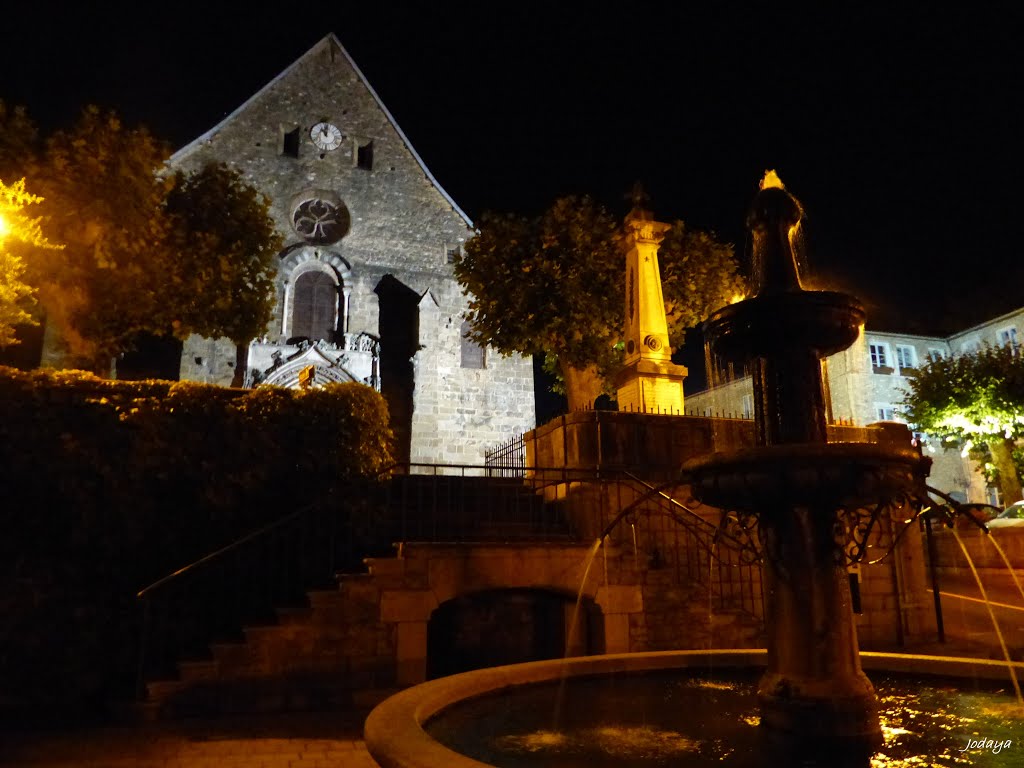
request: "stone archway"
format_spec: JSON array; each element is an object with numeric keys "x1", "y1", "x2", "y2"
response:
[
  {"x1": 425, "y1": 588, "x2": 600, "y2": 679},
  {"x1": 374, "y1": 543, "x2": 643, "y2": 686}
]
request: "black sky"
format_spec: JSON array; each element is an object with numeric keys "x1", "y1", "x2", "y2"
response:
[{"x1": 4, "y1": 2, "x2": 1023, "y2": 345}]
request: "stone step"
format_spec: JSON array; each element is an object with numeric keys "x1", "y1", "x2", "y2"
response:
[
  {"x1": 242, "y1": 624, "x2": 285, "y2": 646},
  {"x1": 210, "y1": 642, "x2": 253, "y2": 669},
  {"x1": 276, "y1": 604, "x2": 314, "y2": 625},
  {"x1": 177, "y1": 659, "x2": 220, "y2": 682},
  {"x1": 145, "y1": 679, "x2": 187, "y2": 701}
]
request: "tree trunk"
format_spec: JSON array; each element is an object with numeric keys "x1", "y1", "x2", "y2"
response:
[
  {"x1": 560, "y1": 362, "x2": 604, "y2": 412},
  {"x1": 231, "y1": 342, "x2": 248, "y2": 388},
  {"x1": 990, "y1": 437, "x2": 1023, "y2": 504}
]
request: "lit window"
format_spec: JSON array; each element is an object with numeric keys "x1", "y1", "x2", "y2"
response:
[
  {"x1": 869, "y1": 343, "x2": 889, "y2": 368},
  {"x1": 895, "y1": 345, "x2": 915, "y2": 371},
  {"x1": 460, "y1": 320, "x2": 485, "y2": 369}
]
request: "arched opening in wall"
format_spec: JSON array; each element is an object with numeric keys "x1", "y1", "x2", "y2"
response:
[
  {"x1": 426, "y1": 589, "x2": 602, "y2": 680},
  {"x1": 291, "y1": 270, "x2": 339, "y2": 342}
]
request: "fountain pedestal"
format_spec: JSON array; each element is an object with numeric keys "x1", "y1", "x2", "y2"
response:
[{"x1": 758, "y1": 505, "x2": 879, "y2": 751}]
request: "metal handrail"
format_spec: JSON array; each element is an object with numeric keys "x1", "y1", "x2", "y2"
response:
[{"x1": 137, "y1": 508, "x2": 306, "y2": 599}]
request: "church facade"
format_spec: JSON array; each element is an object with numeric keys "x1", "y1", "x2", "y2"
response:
[{"x1": 169, "y1": 34, "x2": 535, "y2": 465}]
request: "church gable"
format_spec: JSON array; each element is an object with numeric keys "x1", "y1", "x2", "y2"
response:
[{"x1": 170, "y1": 33, "x2": 472, "y2": 271}]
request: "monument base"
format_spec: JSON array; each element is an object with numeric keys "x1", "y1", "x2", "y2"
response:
[{"x1": 615, "y1": 359, "x2": 687, "y2": 414}]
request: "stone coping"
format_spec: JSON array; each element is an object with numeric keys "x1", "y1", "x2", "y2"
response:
[{"x1": 363, "y1": 649, "x2": 1024, "y2": 768}]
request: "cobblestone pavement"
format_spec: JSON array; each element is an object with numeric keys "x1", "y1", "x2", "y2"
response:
[{"x1": 0, "y1": 710, "x2": 380, "y2": 768}]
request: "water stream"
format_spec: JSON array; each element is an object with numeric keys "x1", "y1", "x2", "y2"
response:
[
  {"x1": 554, "y1": 538, "x2": 604, "y2": 728},
  {"x1": 950, "y1": 528, "x2": 1023, "y2": 703},
  {"x1": 985, "y1": 532, "x2": 1024, "y2": 604}
]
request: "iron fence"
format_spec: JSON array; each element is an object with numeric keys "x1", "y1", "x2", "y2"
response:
[{"x1": 483, "y1": 433, "x2": 526, "y2": 477}]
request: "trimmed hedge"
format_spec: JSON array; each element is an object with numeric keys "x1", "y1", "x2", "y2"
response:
[{"x1": 0, "y1": 367, "x2": 393, "y2": 722}]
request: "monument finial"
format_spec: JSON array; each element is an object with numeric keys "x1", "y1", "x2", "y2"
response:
[{"x1": 626, "y1": 181, "x2": 652, "y2": 213}]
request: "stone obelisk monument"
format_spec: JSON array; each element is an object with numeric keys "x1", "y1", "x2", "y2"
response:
[{"x1": 614, "y1": 191, "x2": 688, "y2": 412}]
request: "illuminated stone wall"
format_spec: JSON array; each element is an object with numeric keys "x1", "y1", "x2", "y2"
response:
[{"x1": 168, "y1": 35, "x2": 534, "y2": 464}]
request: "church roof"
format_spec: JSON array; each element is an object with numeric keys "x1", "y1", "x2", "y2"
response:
[{"x1": 170, "y1": 33, "x2": 473, "y2": 227}]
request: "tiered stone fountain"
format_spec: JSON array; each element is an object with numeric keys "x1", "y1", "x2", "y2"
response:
[{"x1": 683, "y1": 172, "x2": 928, "y2": 755}]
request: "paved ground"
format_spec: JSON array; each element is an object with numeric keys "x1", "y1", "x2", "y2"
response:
[{"x1": 0, "y1": 709, "x2": 380, "y2": 768}]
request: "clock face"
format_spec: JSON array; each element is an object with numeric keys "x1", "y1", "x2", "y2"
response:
[{"x1": 310, "y1": 122, "x2": 343, "y2": 151}]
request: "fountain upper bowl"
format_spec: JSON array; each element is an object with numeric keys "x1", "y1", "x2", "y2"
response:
[{"x1": 704, "y1": 291, "x2": 865, "y2": 358}]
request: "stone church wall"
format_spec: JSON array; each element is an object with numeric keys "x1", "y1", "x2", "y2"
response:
[{"x1": 168, "y1": 35, "x2": 535, "y2": 465}]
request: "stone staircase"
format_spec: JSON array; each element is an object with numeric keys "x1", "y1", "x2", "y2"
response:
[
  {"x1": 137, "y1": 474, "x2": 764, "y2": 718},
  {"x1": 139, "y1": 473, "x2": 573, "y2": 718},
  {"x1": 143, "y1": 564, "x2": 400, "y2": 718}
]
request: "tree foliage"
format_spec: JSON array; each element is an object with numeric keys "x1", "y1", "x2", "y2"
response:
[
  {"x1": 0, "y1": 101, "x2": 38, "y2": 180},
  {"x1": 26, "y1": 106, "x2": 175, "y2": 371},
  {"x1": 901, "y1": 344, "x2": 1024, "y2": 502},
  {"x1": 0, "y1": 178, "x2": 60, "y2": 347},
  {"x1": 4, "y1": 105, "x2": 280, "y2": 377},
  {"x1": 164, "y1": 163, "x2": 281, "y2": 344},
  {"x1": 455, "y1": 195, "x2": 744, "y2": 407},
  {"x1": 165, "y1": 163, "x2": 282, "y2": 384}
]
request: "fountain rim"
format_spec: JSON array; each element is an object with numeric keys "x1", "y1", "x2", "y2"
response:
[{"x1": 363, "y1": 649, "x2": 1024, "y2": 768}]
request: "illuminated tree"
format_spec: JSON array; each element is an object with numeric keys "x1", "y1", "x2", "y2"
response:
[
  {"x1": 0, "y1": 179, "x2": 59, "y2": 347},
  {"x1": 0, "y1": 101, "x2": 38, "y2": 180},
  {"x1": 27, "y1": 106, "x2": 174, "y2": 372},
  {"x1": 19, "y1": 108, "x2": 279, "y2": 381},
  {"x1": 164, "y1": 163, "x2": 282, "y2": 386},
  {"x1": 902, "y1": 344, "x2": 1024, "y2": 503},
  {"x1": 455, "y1": 196, "x2": 744, "y2": 410}
]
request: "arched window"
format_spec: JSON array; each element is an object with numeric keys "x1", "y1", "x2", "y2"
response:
[
  {"x1": 461, "y1": 320, "x2": 485, "y2": 369},
  {"x1": 291, "y1": 271, "x2": 337, "y2": 341}
]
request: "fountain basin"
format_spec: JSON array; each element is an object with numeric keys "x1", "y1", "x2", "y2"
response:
[
  {"x1": 683, "y1": 442, "x2": 929, "y2": 513},
  {"x1": 702, "y1": 291, "x2": 865, "y2": 358},
  {"x1": 363, "y1": 649, "x2": 1024, "y2": 768}
]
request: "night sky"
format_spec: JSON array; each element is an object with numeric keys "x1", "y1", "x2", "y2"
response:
[{"x1": 3, "y1": 3, "x2": 1022, "y2": 374}]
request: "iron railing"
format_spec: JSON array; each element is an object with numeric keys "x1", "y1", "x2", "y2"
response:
[
  {"x1": 134, "y1": 463, "x2": 764, "y2": 698},
  {"x1": 483, "y1": 433, "x2": 526, "y2": 477}
]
